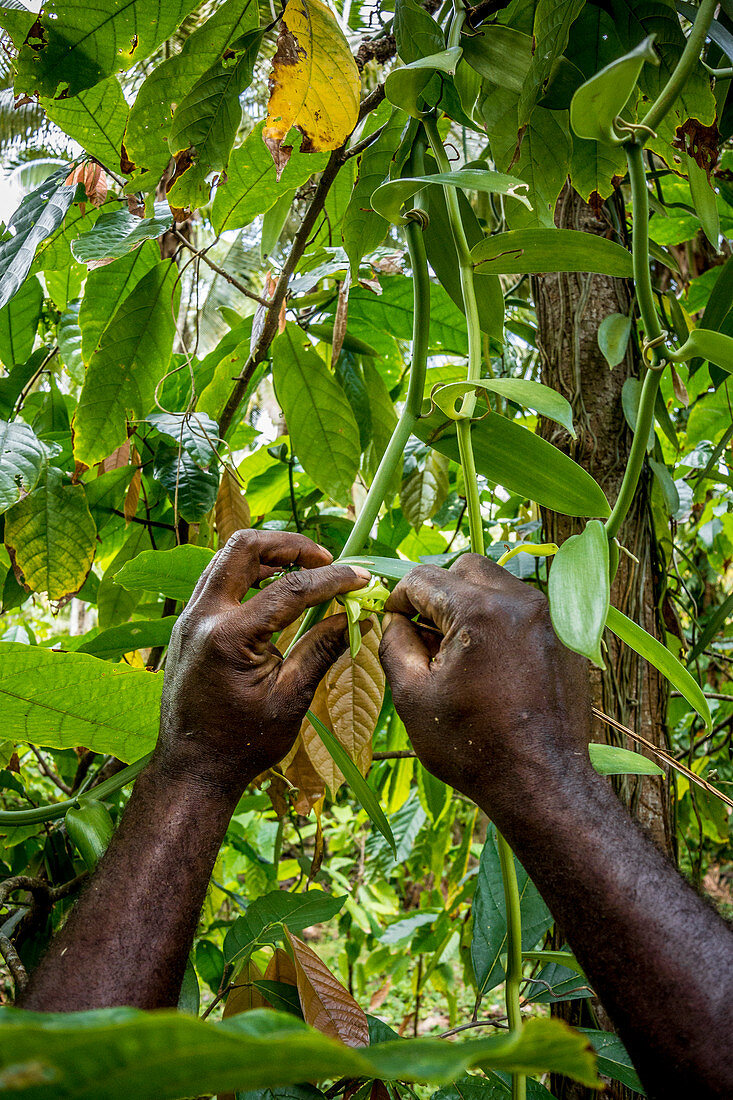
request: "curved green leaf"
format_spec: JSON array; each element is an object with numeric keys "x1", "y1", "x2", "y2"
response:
[
  {"x1": 414, "y1": 410, "x2": 610, "y2": 518},
  {"x1": 0, "y1": 419, "x2": 47, "y2": 514},
  {"x1": 342, "y1": 107, "x2": 406, "y2": 280},
  {"x1": 371, "y1": 169, "x2": 529, "y2": 226},
  {"x1": 430, "y1": 379, "x2": 575, "y2": 437},
  {"x1": 272, "y1": 328, "x2": 361, "y2": 506},
  {"x1": 606, "y1": 605, "x2": 711, "y2": 729},
  {"x1": 687, "y1": 153, "x2": 719, "y2": 249},
  {"x1": 114, "y1": 545, "x2": 215, "y2": 602},
  {"x1": 588, "y1": 744, "x2": 663, "y2": 777},
  {"x1": 75, "y1": 617, "x2": 177, "y2": 661},
  {"x1": 71, "y1": 204, "x2": 172, "y2": 264},
  {"x1": 0, "y1": 642, "x2": 161, "y2": 760},
  {"x1": 548, "y1": 520, "x2": 609, "y2": 667},
  {"x1": 472, "y1": 229, "x2": 633, "y2": 277},
  {"x1": 597, "y1": 313, "x2": 632, "y2": 368},
  {"x1": 73, "y1": 261, "x2": 180, "y2": 466},
  {"x1": 384, "y1": 47, "x2": 462, "y2": 118},
  {"x1": 78, "y1": 240, "x2": 160, "y2": 363},
  {"x1": 461, "y1": 26, "x2": 532, "y2": 93},
  {"x1": 570, "y1": 36, "x2": 658, "y2": 145},
  {"x1": 42, "y1": 77, "x2": 129, "y2": 168},
  {"x1": 0, "y1": 276, "x2": 43, "y2": 368},
  {"x1": 4, "y1": 467, "x2": 97, "y2": 601},
  {"x1": 670, "y1": 327, "x2": 733, "y2": 374}
]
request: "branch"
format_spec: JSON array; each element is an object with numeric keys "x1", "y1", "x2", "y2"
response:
[
  {"x1": 218, "y1": 84, "x2": 386, "y2": 438},
  {"x1": 466, "y1": 0, "x2": 512, "y2": 29},
  {"x1": 0, "y1": 932, "x2": 28, "y2": 997},
  {"x1": 173, "y1": 229, "x2": 272, "y2": 307},
  {"x1": 29, "y1": 746, "x2": 73, "y2": 795}
]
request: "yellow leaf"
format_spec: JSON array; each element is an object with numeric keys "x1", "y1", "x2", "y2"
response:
[
  {"x1": 215, "y1": 466, "x2": 251, "y2": 546},
  {"x1": 285, "y1": 929, "x2": 370, "y2": 1047},
  {"x1": 264, "y1": 0, "x2": 360, "y2": 177}
]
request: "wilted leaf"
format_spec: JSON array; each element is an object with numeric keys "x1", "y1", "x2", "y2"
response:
[
  {"x1": 326, "y1": 614, "x2": 384, "y2": 774},
  {"x1": 263, "y1": 0, "x2": 360, "y2": 176},
  {"x1": 216, "y1": 466, "x2": 252, "y2": 545},
  {"x1": 224, "y1": 961, "x2": 268, "y2": 1018},
  {"x1": 285, "y1": 930, "x2": 370, "y2": 1048}
]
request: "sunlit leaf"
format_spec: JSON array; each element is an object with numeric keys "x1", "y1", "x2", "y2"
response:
[
  {"x1": 0, "y1": 167, "x2": 75, "y2": 311},
  {"x1": 588, "y1": 744, "x2": 663, "y2": 777},
  {"x1": 42, "y1": 78, "x2": 129, "y2": 169},
  {"x1": 0, "y1": 276, "x2": 43, "y2": 368},
  {"x1": 78, "y1": 240, "x2": 159, "y2": 363},
  {"x1": 472, "y1": 229, "x2": 632, "y2": 277},
  {"x1": 114, "y1": 545, "x2": 215, "y2": 602}
]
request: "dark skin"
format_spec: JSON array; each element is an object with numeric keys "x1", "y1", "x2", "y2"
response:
[{"x1": 20, "y1": 539, "x2": 733, "y2": 1098}]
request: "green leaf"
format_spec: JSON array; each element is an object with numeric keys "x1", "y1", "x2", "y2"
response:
[
  {"x1": 339, "y1": 556, "x2": 419, "y2": 582},
  {"x1": 70, "y1": 204, "x2": 172, "y2": 263},
  {"x1": 0, "y1": 419, "x2": 47, "y2": 514},
  {"x1": 430, "y1": 379, "x2": 575, "y2": 437},
  {"x1": 212, "y1": 122, "x2": 327, "y2": 234},
  {"x1": 472, "y1": 826, "x2": 553, "y2": 997},
  {"x1": 597, "y1": 313, "x2": 632, "y2": 368},
  {"x1": 0, "y1": 166, "x2": 75, "y2": 311},
  {"x1": 4, "y1": 467, "x2": 97, "y2": 601},
  {"x1": 44, "y1": 264, "x2": 85, "y2": 312},
  {"x1": 0, "y1": 276, "x2": 43, "y2": 367},
  {"x1": 306, "y1": 708, "x2": 396, "y2": 857},
  {"x1": 579, "y1": 1030, "x2": 644, "y2": 1093},
  {"x1": 114, "y1": 545, "x2": 215, "y2": 602},
  {"x1": 56, "y1": 299, "x2": 85, "y2": 383},
  {"x1": 606, "y1": 605, "x2": 711, "y2": 729},
  {"x1": 75, "y1": 617, "x2": 177, "y2": 661},
  {"x1": 416, "y1": 762, "x2": 451, "y2": 824},
  {"x1": 0, "y1": 643, "x2": 161, "y2": 760},
  {"x1": 78, "y1": 240, "x2": 160, "y2": 363},
  {"x1": 125, "y1": 0, "x2": 260, "y2": 183},
  {"x1": 272, "y1": 328, "x2": 361, "y2": 506},
  {"x1": 0, "y1": 1008, "x2": 599, "y2": 1095},
  {"x1": 35, "y1": 199, "x2": 103, "y2": 272},
  {"x1": 433, "y1": 1072, "x2": 555, "y2": 1099},
  {"x1": 588, "y1": 744, "x2": 663, "y2": 777},
  {"x1": 423, "y1": 182, "x2": 504, "y2": 342},
  {"x1": 342, "y1": 107, "x2": 406, "y2": 280},
  {"x1": 371, "y1": 169, "x2": 529, "y2": 226},
  {"x1": 154, "y1": 446, "x2": 220, "y2": 523},
  {"x1": 472, "y1": 229, "x2": 633, "y2": 277},
  {"x1": 548, "y1": 520, "x2": 609, "y2": 667},
  {"x1": 394, "y1": 0, "x2": 444, "y2": 64},
  {"x1": 519, "y1": 0, "x2": 585, "y2": 124},
  {"x1": 670, "y1": 326, "x2": 733, "y2": 374},
  {"x1": 73, "y1": 260, "x2": 180, "y2": 466},
  {"x1": 166, "y1": 38, "x2": 263, "y2": 210},
  {"x1": 224, "y1": 890, "x2": 347, "y2": 962},
  {"x1": 401, "y1": 450, "x2": 450, "y2": 529},
  {"x1": 10, "y1": 0, "x2": 201, "y2": 99},
  {"x1": 495, "y1": 107, "x2": 572, "y2": 230},
  {"x1": 384, "y1": 48, "x2": 462, "y2": 118},
  {"x1": 570, "y1": 35, "x2": 658, "y2": 144},
  {"x1": 413, "y1": 411, "x2": 610, "y2": 518},
  {"x1": 348, "y1": 276, "x2": 468, "y2": 357},
  {"x1": 688, "y1": 592, "x2": 733, "y2": 664},
  {"x1": 462, "y1": 26, "x2": 532, "y2": 93},
  {"x1": 42, "y1": 77, "x2": 129, "y2": 168},
  {"x1": 686, "y1": 153, "x2": 719, "y2": 249}
]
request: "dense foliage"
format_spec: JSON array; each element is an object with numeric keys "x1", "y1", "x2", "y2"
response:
[{"x1": 0, "y1": 0, "x2": 732, "y2": 1097}]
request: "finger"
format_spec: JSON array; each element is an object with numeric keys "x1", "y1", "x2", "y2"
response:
[
  {"x1": 379, "y1": 612, "x2": 431, "y2": 686},
  {"x1": 243, "y1": 563, "x2": 371, "y2": 639},
  {"x1": 198, "y1": 530, "x2": 334, "y2": 607},
  {"x1": 385, "y1": 565, "x2": 473, "y2": 635},
  {"x1": 450, "y1": 551, "x2": 528, "y2": 594},
  {"x1": 277, "y1": 613, "x2": 370, "y2": 701}
]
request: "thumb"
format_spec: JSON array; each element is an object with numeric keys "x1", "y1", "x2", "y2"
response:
[{"x1": 277, "y1": 613, "x2": 369, "y2": 705}]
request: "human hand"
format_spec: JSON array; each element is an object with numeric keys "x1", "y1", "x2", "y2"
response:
[
  {"x1": 157, "y1": 531, "x2": 371, "y2": 796},
  {"x1": 378, "y1": 554, "x2": 592, "y2": 822}
]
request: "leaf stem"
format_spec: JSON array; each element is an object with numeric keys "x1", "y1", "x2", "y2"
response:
[
  {"x1": 423, "y1": 111, "x2": 524, "y2": 1099},
  {"x1": 0, "y1": 753, "x2": 152, "y2": 826},
  {"x1": 642, "y1": 0, "x2": 716, "y2": 135}
]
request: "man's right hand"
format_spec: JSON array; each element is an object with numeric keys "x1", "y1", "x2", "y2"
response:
[{"x1": 378, "y1": 554, "x2": 593, "y2": 822}]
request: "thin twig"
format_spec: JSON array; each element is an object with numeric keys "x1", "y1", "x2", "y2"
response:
[
  {"x1": 591, "y1": 706, "x2": 733, "y2": 810},
  {"x1": 173, "y1": 229, "x2": 272, "y2": 307},
  {"x1": 29, "y1": 747, "x2": 73, "y2": 795},
  {"x1": 438, "y1": 1016, "x2": 509, "y2": 1038},
  {"x1": 345, "y1": 121, "x2": 388, "y2": 160}
]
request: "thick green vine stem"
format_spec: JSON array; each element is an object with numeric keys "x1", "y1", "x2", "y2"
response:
[
  {"x1": 642, "y1": 0, "x2": 716, "y2": 135},
  {"x1": 0, "y1": 753, "x2": 152, "y2": 826},
  {"x1": 423, "y1": 114, "x2": 525, "y2": 1100},
  {"x1": 605, "y1": 141, "x2": 663, "y2": 543},
  {"x1": 286, "y1": 212, "x2": 431, "y2": 652}
]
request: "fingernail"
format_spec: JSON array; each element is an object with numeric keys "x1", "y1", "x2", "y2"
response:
[
  {"x1": 349, "y1": 566, "x2": 372, "y2": 582},
  {"x1": 383, "y1": 612, "x2": 393, "y2": 629}
]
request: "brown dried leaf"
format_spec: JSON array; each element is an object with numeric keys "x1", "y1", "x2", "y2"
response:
[
  {"x1": 671, "y1": 365, "x2": 690, "y2": 407},
  {"x1": 97, "y1": 441, "x2": 130, "y2": 474},
  {"x1": 264, "y1": 947, "x2": 298, "y2": 987},
  {"x1": 331, "y1": 281, "x2": 350, "y2": 367},
  {"x1": 223, "y1": 960, "x2": 267, "y2": 1018},
  {"x1": 124, "y1": 449, "x2": 141, "y2": 522},
  {"x1": 325, "y1": 615, "x2": 383, "y2": 775},
  {"x1": 215, "y1": 466, "x2": 251, "y2": 545},
  {"x1": 285, "y1": 929, "x2": 369, "y2": 1047},
  {"x1": 300, "y1": 679, "x2": 342, "y2": 797}
]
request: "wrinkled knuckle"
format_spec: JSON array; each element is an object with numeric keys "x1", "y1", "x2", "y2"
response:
[
  {"x1": 281, "y1": 570, "x2": 311, "y2": 599},
  {"x1": 226, "y1": 528, "x2": 256, "y2": 551}
]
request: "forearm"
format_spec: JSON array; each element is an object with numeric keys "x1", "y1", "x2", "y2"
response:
[
  {"x1": 488, "y1": 759, "x2": 733, "y2": 1099},
  {"x1": 21, "y1": 757, "x2": 240, "y2": 1011}
]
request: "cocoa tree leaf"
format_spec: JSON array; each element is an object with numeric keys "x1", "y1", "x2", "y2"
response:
[
  {"x1": 0, "y1": 276, "x2": 43, "y2": 368},
  {"x1": 0, "y1": 166, "x2": 75, "y2": 311},
  {"x1": 285, "y1": 929, "x2": 370, "y2": 1048},
  {"x1": 215, "y1": 466, "x2": 251, "y2": 545},
  {"x1": 114, "y1": 545, "x2": 215, "y2": 602},
  {"x1": 42, "y1": 77, "x2": 129, "y2": 169},
  {"x1": 325, "y1": 615, "x2": 384, "y2": 776},
  {"x1": 70, "y1": 205, "x2": 172, "y2": 264},
  {"x1": 78, "y1": 240, "x2": 159, "y2": 363},
  {"x1": 263, "y1": 0, "x2": 360, "y2": 174},
  {"x1": 73, "y1": 260, "x2": 180, "y2": 466},
  {"x1": 223, "y1": 961, "x2": 268, "y2": 1018},
  {"x1": 4, "y1": 466, "x2": 97, "y2": 601},
  {"x1": 0, "y1": 419, "x2": 48, "y2": 514}
]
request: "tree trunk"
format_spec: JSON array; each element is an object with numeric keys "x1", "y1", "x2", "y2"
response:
[{"x1": 532, "y1": 183, "x2": 673, "y2": 1100}]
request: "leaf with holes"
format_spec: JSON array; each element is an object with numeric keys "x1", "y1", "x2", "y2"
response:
[{"x1": 0, "y1": 420, "x2": 48, "y2": 514}]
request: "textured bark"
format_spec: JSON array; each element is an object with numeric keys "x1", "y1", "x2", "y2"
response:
[{"x1": 532, "y1": 184, "x2": 673, "y2": 1100}]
